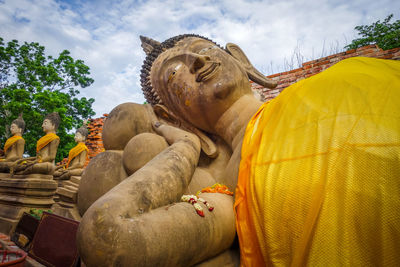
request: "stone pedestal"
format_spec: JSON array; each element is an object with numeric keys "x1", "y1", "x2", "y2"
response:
[
  {"x1": 52, "y1": 176, "x2": 81, "y2": 221},
  {"x1": 0, "y1": 174, "x2": 57, "y2": 235}
]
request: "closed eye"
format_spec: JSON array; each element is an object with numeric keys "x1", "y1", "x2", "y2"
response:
[
  {"x1": 167, "y1": 64, "x2": 182, "y2": 83},
  {"x1": 168, "y1": 71, "x2": 176, "y2": 83},
  {"x1": 199, "y1": 45, "x2": 218, "y2": 54}
]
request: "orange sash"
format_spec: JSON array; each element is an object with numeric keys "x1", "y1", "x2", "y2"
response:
[
  {"x1": 36, "y1": 133, "x2": 59, "y2": 153},
  {"x1": 66, "y1": 142, "x2": 88, "y2": 168},
  {"x1": 4, "y1": 135, "x2": 24, "y2": 153}
]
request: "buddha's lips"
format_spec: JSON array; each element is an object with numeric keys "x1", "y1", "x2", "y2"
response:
[{"x1": 196, "y1": 62, "x2": 220, "y2": 82}]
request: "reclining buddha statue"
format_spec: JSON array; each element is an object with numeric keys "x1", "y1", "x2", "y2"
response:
[{"x1": 78, "y1": 34, "x2": 400, "y2": 266}]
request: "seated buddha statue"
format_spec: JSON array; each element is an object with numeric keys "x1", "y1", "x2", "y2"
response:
[
  {"x1": 0, "y1": 114, "x2": 26, "y2": 173},
  {"x1": 54, "y1": 125, "x2": 88, "y2": 180},
  {"x1": 13, "y1": 112, "x2": 60, "y2": 176}
]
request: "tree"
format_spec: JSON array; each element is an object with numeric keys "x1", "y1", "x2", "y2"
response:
[
  {"x1": 345, "y1": 14, "x2": 400, "y2": 50},
  {"x1": 0, "y1": 37, "x2": 95, "y2": 161}
]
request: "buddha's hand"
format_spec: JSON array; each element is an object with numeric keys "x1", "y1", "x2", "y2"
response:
[
  {"x1": 55, "y1": 165, "x2": 64, "y2": 171},
  {"x1": 181, "y1": 194, "x2": 214, "y2": 217},
  {"x1": 15, "y1": 157, "x2": 36, "y2": 165},
  {"x1": 153, "y1": 121, "x2": 201, "y2": 151},
  {"x1": 14, "y1": 158, "x2": 27, "y2": 165}
]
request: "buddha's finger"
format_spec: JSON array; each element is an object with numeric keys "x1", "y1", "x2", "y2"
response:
[{"x1": 152, "y1": 121, "x2": 200, "y2": 150}]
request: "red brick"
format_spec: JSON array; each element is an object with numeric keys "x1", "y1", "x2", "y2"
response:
[
  {"x1": 345, "y1": 49, "x2": 356, "y2": 54},
  {"x1": 288, "y1": 67, "x2": 302, "y2": 74},
  {"x1": 356, "y1": 44, "x2": 377, "y2": 51},
  {"x1": 310, "y1": 67, "x2": 322, "y2": 73},
  {"x1": 315, "y1": 60, "x2": 330, "y2": 66},
  {"x1": 303, "y1": 59, "x2": 316, "y2": 66},
  {"x1": 382, "y1": 47, "x2": 400, "y2": 54},
  {"x1": 327, "y1": 54, "x2": 339, "y2": 60},
  {"x1": 380, "y1": 54, "x2": 394, "y2": 59},
  {"x1": 267, "y1": 73, "x2": 281, "y2": 78},
  {"x1": 358, "y1": 48, "x2": 380, "y2": 55}
]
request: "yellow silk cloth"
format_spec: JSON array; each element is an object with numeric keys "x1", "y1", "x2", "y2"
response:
[
  {"x1": 4, "y1": 135, "x2": 24, "y2": 153},
  {"x1": 66, "y1": 142, "x2": 88, "y2": 168},
  {"x1": 235, "y1": 57, "x2": 400, "y2": 266},
  {"x1": 36, "y1": 133, "x2": 59, "y2": 153}
]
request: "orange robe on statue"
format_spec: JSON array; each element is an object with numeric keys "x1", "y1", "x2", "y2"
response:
[
  {"x1": 36, "y1": 133, "x2": 59, "y2": 153},
  {"x1": 66, "y1": 142, "x2": 88, "y2": 168},
  {"x1": 4, "y1": 136, "x2": 24, "y2": 153},
  {"x1": 235, "y1": 57, "x2": 400, "y2": 266}
]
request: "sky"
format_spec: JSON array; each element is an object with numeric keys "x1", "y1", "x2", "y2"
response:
[{"x1": 1, "y1": 0, "x2": 399, "y2": 117}]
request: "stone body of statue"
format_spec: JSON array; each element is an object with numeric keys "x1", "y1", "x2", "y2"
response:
[
  {"x1": 13, "y1": 112, "x2": 60, "y2": 176},
  {"x1": 78, "y1": 34, "x2": 400, "y2": 267},
  {"x1": 0, "y1": 115, "x2": 26, "y2": 173},
  {"x1": 54, "y1": 125, "x2": 88, "y2": 180},
  {"x1": 77, "y1": 34, "x2": 273, "y2": 267}
]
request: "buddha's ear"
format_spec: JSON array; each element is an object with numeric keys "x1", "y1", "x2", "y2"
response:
[
  {"x1": 153, "y1": 104, "x2": 219, "y2": 158},
  {"x1": 226, "y1": 43, "x2": 277, "y2": 89}
]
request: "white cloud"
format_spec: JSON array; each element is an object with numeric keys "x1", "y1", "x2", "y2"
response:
[{"x1": 1, "y1": 0, "x2": 399, "y2": 116}]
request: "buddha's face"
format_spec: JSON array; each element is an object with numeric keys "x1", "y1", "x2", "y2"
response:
[
  {"x1": 10, "y1": 123, "x2": 22, "y2": 135},
  {"x1": 42, "y1": 119, "x2": 55, "y2": 133},
  {"x1": 151, "y1": 37, "x2": 252, "y2": 133},
  {"x1": 74, "y1": 132, "x2": 85, "y2": 143}
]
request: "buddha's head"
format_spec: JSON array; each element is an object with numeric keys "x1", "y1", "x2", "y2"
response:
[
  {"x1": 140, "y1": 34, "x2": 276, "y2": 134},
  {"x1": 75, "y1": 124, "x2": 88, "y2": 143},
  {"x1": 42, "y1": 112, "x2": 60, "y2": 133},
  {"x1": 11, "y1": 114, "x2": 25, "y2": 136}
]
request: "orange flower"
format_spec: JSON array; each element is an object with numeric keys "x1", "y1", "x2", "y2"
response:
[{"x1": 199, "y1": 183, "x2": 233, "y2": 196}]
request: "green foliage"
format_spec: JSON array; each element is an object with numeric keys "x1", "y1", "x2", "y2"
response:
[
  {"x1": 29, "y1": 208, "x2": 52, "y2": 220},
  {"x1": 0, "y1": 37, "x2": 95, "y2": 161},
  {"x1": 345, "y1": 14, "x2": 400, "y2": 50}
]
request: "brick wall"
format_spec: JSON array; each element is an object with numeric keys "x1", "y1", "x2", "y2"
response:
[
  {"x1": 85, "y1": 115, "x2": 107, "y2": 166},
  {"x1": 252, "y1": 45, "x2": 400, "y2": 101}
]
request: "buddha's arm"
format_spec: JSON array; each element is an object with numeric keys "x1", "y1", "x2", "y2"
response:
[
  {"x1": 67, "y1": 150, "x2": 87, "y2": 170},
  {"x1": 78, "y1": 122, "x2": 201, "y2": 220},
  {"x1": 78, "y1": 123, "x2": 216, "y2": 266},
  {"x1": 39, "y1": 139, "x2": 60, "y2": 162},
  {"x1": 5, "y1": 139, "x2": 25, "y2": 162},
  {"x1": 78, "y1": 124, "x2": 235, "y2": 266}
]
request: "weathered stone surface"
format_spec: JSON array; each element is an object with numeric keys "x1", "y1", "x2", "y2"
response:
[
  {"x1": 194, "y1": 247, "x2": 240, "y2": 267},
  {"x1": 122, "y1": 133, "x2": 168, "y2": 175},
  {"x1": 70, "y1": 176, "x2": 81, "y2": 185},
  {"x1": 52, "y1": 203, "x2": 81, "y2": 221},
  {"x1": 0, "y1": 176, "x2": 57, "y2": 234},
  {"x1": 77, "y1": 150, "x2": 127, "y2": 216},
  {"x1": 102, "y1": 103, "x2": 156, "y2": 150},
  {"x1": 57, "y1": 187, "x2": 77, "y2": 202},
  {"x1": 62, "y1": 180, "x2": 79, "y2": 189}
]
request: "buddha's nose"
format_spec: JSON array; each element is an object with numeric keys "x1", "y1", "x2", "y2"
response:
[{"x1": 189, "y1": 55, "x2": 210, "y2": 74}]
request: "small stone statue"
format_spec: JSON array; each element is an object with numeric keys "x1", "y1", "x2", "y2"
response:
[
  {"x1": 54, "y1": 124, "x2": 88, "y2": 180},
  {"x1": 0, "y1": 114, "x2": 26, "y2": 173},
  {"x1": 13, "y1": 112, "x2": 60, "y2": 175}
]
